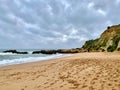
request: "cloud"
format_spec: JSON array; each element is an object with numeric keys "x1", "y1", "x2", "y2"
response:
[
  {"x1": 0, "y1": 0, "x2": 120, "y2": 49},
  {"x1": 97, "y1": 9, "x2": 107, "y2": 16},
  {"x1": 116, "y1": 0, "x2": 120, "y2": 4}
]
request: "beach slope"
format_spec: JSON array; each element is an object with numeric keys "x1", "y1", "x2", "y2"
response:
[{"x1": 0, "y1": 52, "x2": 120, "y2": 90}]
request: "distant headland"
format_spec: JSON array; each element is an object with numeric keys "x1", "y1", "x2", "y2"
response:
[{"x1": 3, "y1": 24, "x2": 120, "y2": 54}]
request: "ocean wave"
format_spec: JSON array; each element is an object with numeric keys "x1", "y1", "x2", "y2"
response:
[
  {"x1": 0, "y1": 53, "x2": 16, "y2": 55},
  {"x1": 0, "y1": 52, "x2": 32, "y2": 55},
  {"x1": 0, "y1": 54, "x2": 64, "y2": 66}
]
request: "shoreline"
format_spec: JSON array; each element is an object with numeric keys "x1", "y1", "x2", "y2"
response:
[
  {"x1": 0, "y1": 53, "x2": 70, "y2": 67},
  {"x1": 0, "y1": 52, "x2": 120, "y2": 90}
]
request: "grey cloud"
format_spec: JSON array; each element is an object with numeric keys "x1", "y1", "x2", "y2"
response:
[{"x1": 0, "y1": 0, "x2": 119, "y2": 49}]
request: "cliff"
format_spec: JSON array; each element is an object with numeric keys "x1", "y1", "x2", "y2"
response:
[{"x1": 82, "y1": 24, "x2": 120, "y2": 52}]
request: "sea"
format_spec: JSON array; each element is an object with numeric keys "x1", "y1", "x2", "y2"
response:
[{"x1": 0, "y1": 49, "x2": 64, "y2": 67}]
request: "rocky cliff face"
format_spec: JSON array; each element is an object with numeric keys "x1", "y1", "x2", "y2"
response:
[{"x1": 82, "y1": 24, "x2": 120, "y2": 52}]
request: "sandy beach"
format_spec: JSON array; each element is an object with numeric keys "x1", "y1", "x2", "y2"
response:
[{"x1": 0, "y1": 52, "x2": 120, "y2": 90}]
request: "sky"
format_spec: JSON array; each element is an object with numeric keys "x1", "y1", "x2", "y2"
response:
[{"x1": 0, "y1": 0, "x2": 120, "y2": 49}]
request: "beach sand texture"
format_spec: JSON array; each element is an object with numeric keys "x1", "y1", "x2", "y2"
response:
[{"x1": 0, "y1": 52, "x2": 120, "y2": 90}]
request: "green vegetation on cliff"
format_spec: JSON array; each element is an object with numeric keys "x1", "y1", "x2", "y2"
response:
[
  {"x1": 82, "y1": 24, "x2": 120, "y2": 52},
  {"x1": 82, "y1": 39, "x2": 99, "y2": 51}
]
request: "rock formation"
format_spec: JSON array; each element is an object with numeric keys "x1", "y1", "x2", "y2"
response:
[
  {"x1": 3, "y1": 50, "x2": 28, "y2": 54},
  {"x1": 32, "y1": 49, "x2": 81, "y2": 54},
  {"x1": 82, "y1": 24, "x2": 120, "y2": 52}
]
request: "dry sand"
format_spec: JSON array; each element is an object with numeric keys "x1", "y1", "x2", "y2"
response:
[{"x1": 0, "y1": 52, "x2": 120, "y2": 90}]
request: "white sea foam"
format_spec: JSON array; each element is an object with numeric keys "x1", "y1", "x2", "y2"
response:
[
  {"x1": 0, "y1": 53, "x2": 15, "y2": 55},
  {"x1": 0, "y1": 54, "x2": 65, "y2": 66}
]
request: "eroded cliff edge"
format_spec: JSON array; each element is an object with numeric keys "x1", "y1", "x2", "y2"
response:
[{"x1": 82, "y1": 24, "x2": 120, "y2": 52}]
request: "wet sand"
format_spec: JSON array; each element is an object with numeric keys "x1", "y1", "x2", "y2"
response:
[{"x1": 0, "y1": 52, "x2": 120, "y2": 90}]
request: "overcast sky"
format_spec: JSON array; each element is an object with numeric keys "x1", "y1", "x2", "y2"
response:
[{"x1": 0, "y1": 0, "x2": 120, "y2": 49}]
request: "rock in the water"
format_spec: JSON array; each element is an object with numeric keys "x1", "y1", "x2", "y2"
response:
[
  {"x1": 57, "y1": 49, "x2": 79, "y2": 53},
  {"x1": 16, "y1": 52, "x2": 28, "y2": 54},
  {"x1": 40, "y1": 50, "x2": 57, "y2": 54},
  {"x1": 32, "y1": 50, "x2": 57, "y2": 54},
  {"x1": 3, "y1": 50, "x2": 17, "y2": 53},
  {"x1": 32, "y1": 51, "x2": 41, "y2": 54},
  {"x1": 3, "y1": 50, "x2": 28, "y2": 54},
  {"x1": 32, "y1": 48, "x2": 81, "y2": 54}
]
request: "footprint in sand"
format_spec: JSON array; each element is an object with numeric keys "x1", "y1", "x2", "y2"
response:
[
  {"x1": 89, "y1": 86, "x2": 95, "y2": 90},
  {"x1": 81, "y1": 85, "x2": 88, "y2": 88},
  {"x1": 60, "y1": 85, "x2": 63, "y2": 88}
]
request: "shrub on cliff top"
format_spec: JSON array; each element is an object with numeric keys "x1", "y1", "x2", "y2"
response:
[{"x1": 107, "y1": 45, "x2": 117, "y2": 52}]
